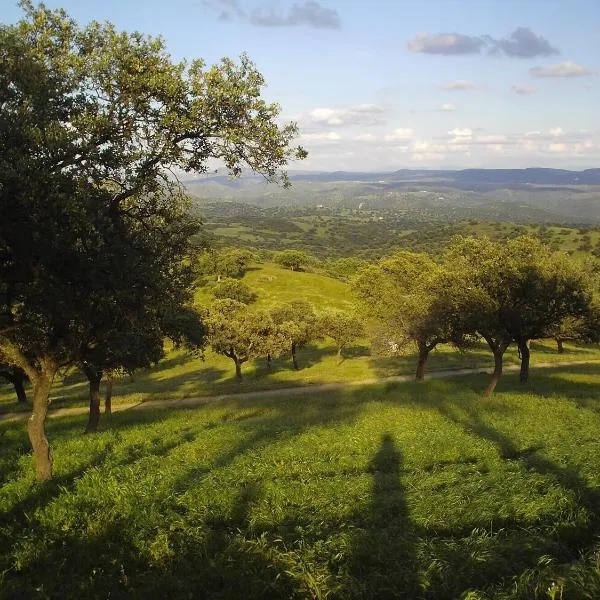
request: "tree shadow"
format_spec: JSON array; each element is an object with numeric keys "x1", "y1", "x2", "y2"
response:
[
  {"x1": 340, "y1": 433, "x2": 418, "y2": 599},
  {"x1": 433, "y1": 399, "x2": 600, "y2": 563}
]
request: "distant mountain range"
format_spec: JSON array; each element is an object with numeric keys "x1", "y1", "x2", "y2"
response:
[
  {"x1": 185, "y1": 168, "x2": 600, "y2": 224},
  {"x1": 187, "y1": 167, "x2": 600, "y2": 191}
]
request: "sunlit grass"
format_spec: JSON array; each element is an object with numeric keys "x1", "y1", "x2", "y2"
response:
[{"x1": 1, "y1": 365, "x2": 600, "y2": 598}]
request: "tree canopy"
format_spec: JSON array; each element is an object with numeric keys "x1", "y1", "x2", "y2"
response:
[{"x1": 0, "y1": 2, "x2": 305, "y2": 481}]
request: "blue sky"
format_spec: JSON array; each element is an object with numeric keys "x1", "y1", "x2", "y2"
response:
[{"x1": 3, "y1": 0, "x2": 599, "y2": 170}]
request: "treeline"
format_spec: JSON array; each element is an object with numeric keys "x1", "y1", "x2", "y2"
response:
[
  {"x1": 354, "y1": 235, "x2": 600, "y2": 394},
  {"x1": 191, "y1": 237, "x2": 599, "y2": 395}
]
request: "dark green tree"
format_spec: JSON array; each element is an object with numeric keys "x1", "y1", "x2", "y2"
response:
[
  {"x1": 318, "y1": 311, "x2": 364, "y2": 364},
  {"x1": 0, "y1": 3, "x2": 305, "y2": 481},
  {"x1": 0, "y1": 363, "x2": 28, "y2": 404},
  {"x1": 275, "y1": 250, "x2": 313, "y2": 272},
  {"x1": 205, "y1": 300, "x2": 285, "y2": 381}
]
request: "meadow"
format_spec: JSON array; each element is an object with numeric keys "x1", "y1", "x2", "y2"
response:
[{"x1": 1, "y1": 365, "x2": 599, "y2": 599}]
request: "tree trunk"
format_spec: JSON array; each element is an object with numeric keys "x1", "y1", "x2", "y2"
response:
[
  {"x1": 234, "y1": 359, "x2": 242, "y2": 382},
  {"x1": 13, "y1": 373, "x2": 27, "y2": 403},
  {"x1": 518, "y1": 340, "x2": 530, "y2": 384},
  {"x1": 337, "y1": 346, "x2": 343, "y2": 365},
  {"x1": 291, "y1": 342, "x2": 299, "y2": 370},
  {"x1": 556, "y1": 338, "x2": 564, "y2": 354},
  {"x1": 105, "y1": 376, "x2": 113, "y2": 415},
  {"x1": 84, "y1": 368, "x2": 103, "y2": 434},
  {"x1": 27, "y1": 374, "x2": 53, "y2": 482},
  {"x1": 415, "y1": 347, "x2": 429, "y2": 381},
  {"x1": 483, "y1": 350, "x2": 504, "y2": 397},
  {"x1": 266, "y1": 354, "x2": 272, "y2": 370}
]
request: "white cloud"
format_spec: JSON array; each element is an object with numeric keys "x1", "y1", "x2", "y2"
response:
[
  {"x1": 530, "y1": 61, "x2": 596, "y2": 78},
  {"x1": 384, "y1": 128, "x2": 414, "y2": 142},
  {"x1": 438, "y1": 103, "x2": 457, "y2": 112},
  {"x1": 548, "y1": 143, "x2": 568, "y2": 153},
  {"x1": 511, "y1": 84, "x2": 537, "y2": 95},
  {"x1": 300, "y1": 131, "x2": 342, "y2": 142},
  {"x1": 308, "y1": 104, "x2": 386, "y2": 127},
  {"x1": 294, "y1": 127, "x2": 600, "y2": 170},
  {"x1": 440, "y1": 80, "x2": 476, "y2": 91},
  {"x1": 448, "y1": 128, "x2": 473, "y2": 138}
]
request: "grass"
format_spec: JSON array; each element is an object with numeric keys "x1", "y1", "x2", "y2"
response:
[
  {"x1": 1, "y1": 365, "x2": 600, "y2": 598},
  {"x1": 2, "y1": 262, "x2": 599, "y2": 416}
]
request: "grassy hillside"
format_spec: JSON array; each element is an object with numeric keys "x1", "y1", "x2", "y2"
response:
[
  {"x1": 2, "y1": 366, "x2": 599, "y2": 598},
  {"x1": 2, "y1": 262, "x2": 599, "y2": 415}
]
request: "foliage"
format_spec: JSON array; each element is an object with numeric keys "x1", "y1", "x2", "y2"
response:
[
  {"x1": 0, "y1": 1, "x2": 304, "y2": 480},
  {"x1": 445, "y1": 235, "x2": 594, "y2": 390},
  {"x1": 353, "y1": 251, "x2": 482, "y2": 379},
  {"x1": 318, "y1": 310, "x2": 364, "y2": 362},
  {"x1": 211, "y1": 278, "x2": 257, "y2": 304},
  {"x1": 270, "y1": 300, "x2": 319, "y2": 369},
  {"x1": 205, "y1": 299, "x2": 286, "y2": 380},
  {"x1": 197, "y1": 248, "x2": 256, "y2": 280},
  {"x1": 274, "y1": 249, "x2": 313, "y2": 271}
]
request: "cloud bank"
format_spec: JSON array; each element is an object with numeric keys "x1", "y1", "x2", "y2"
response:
[
  {"x1": 209, "y1": 0, "x2": 341, "y2": 29},
  {"x1": 530, "y1": 61, "x2": 596, "y2": 78},
  {"x1": 407, "y1": 27, "x2": 559, "y2": 58}
]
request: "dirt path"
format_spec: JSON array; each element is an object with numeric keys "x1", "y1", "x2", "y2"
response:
[{"x1": 1, "y1": 359, "x2": 597, "y2": 424}]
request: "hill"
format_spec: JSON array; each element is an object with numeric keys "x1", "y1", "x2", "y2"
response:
[{"x1": 185, "y1": 168, "x2": 600, "y2": 225}]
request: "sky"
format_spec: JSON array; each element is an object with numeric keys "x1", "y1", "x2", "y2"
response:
[{"x1": 2, "y1": 0, "x2": 600, "y2": 171}]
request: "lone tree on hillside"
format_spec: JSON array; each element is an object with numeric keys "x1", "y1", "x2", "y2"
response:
[
  {"x1": 0, "y1": 3, "x2": 305, "y2": 481},
  {"x1": 275, "y1": 250, "x2": 313, "y2": 272},
  {"x1": 271, "y1": 300, "x2": 319, "y2": 370},
  {"x1": 205, "y1": 300, "x2": 286, "y2": 381},
  {"x1": 211, "y1": 278, "x2": 257, "y2": 304},
  {"x1": 318, "y1": 311, "x2": 364, "y2": 364}
]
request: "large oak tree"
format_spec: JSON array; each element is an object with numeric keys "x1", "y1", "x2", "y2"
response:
[{"x1": 0, "y1": 2, "x2": 305, "y2": 481}]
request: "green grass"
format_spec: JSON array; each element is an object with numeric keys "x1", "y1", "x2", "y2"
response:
[{"x1": 2, "y1": 365, "x2": 600, "y2": 598}]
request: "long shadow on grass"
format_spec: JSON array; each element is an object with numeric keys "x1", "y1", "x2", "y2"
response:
[
  {"x1": 444, "y1": 402, "x2": 600, "y2": 557},
  {"x1": 340, "y1": 433, "x2": 418, "y2": 599}
]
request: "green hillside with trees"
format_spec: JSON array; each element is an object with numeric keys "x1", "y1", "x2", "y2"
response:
[{"x1": 1, "y1": 4, "x2": 600, "y2": 600}]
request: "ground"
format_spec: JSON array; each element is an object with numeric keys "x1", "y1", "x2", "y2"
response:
[{"x1": 1, "y1": 365, "x2": 599, "y2": 599}]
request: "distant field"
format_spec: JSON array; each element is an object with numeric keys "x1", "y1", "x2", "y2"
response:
[
  {"x1": 2, "y1": 365, "x2": 600, "y2": 598},
  {"x1": 2, "y1": 263, "x2": 599, "y2": 415},
  {"x1": 202, "y1": 209, "x2": 600, "y2": 261}
]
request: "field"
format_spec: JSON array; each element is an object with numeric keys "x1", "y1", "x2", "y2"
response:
[
  {"x1": 2, "y1": 365, "x2": 600, "y2": 599},
  {"x1": 2, "y1": 263, "x2": 599, "y2": 416}
]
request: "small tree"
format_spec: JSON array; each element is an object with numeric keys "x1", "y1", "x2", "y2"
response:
[
  {"x1": 206, "y1": 300, "x2": 285, "y2": 381},
  {"x1": 216, "y1": 249, "x2": 255, "y2": 280},
  {"x1": 211, "y1": 278, "x2": 256, "y2": 304},
  {"x1": 271, "y1": 300, "x2": 318, "y2": 369},
  {"x1": 318, "y1": 310, "x2": 364, "y2": 364},
  {"x1": 546, "y1": 316, "x2": 587, "y2": 353},
  {"x1": 275, "y1": 250, "x2": 313, "y2": 272},
  {"x1": 354, "y1": 251, "x2": 481, "y2": 381}
]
